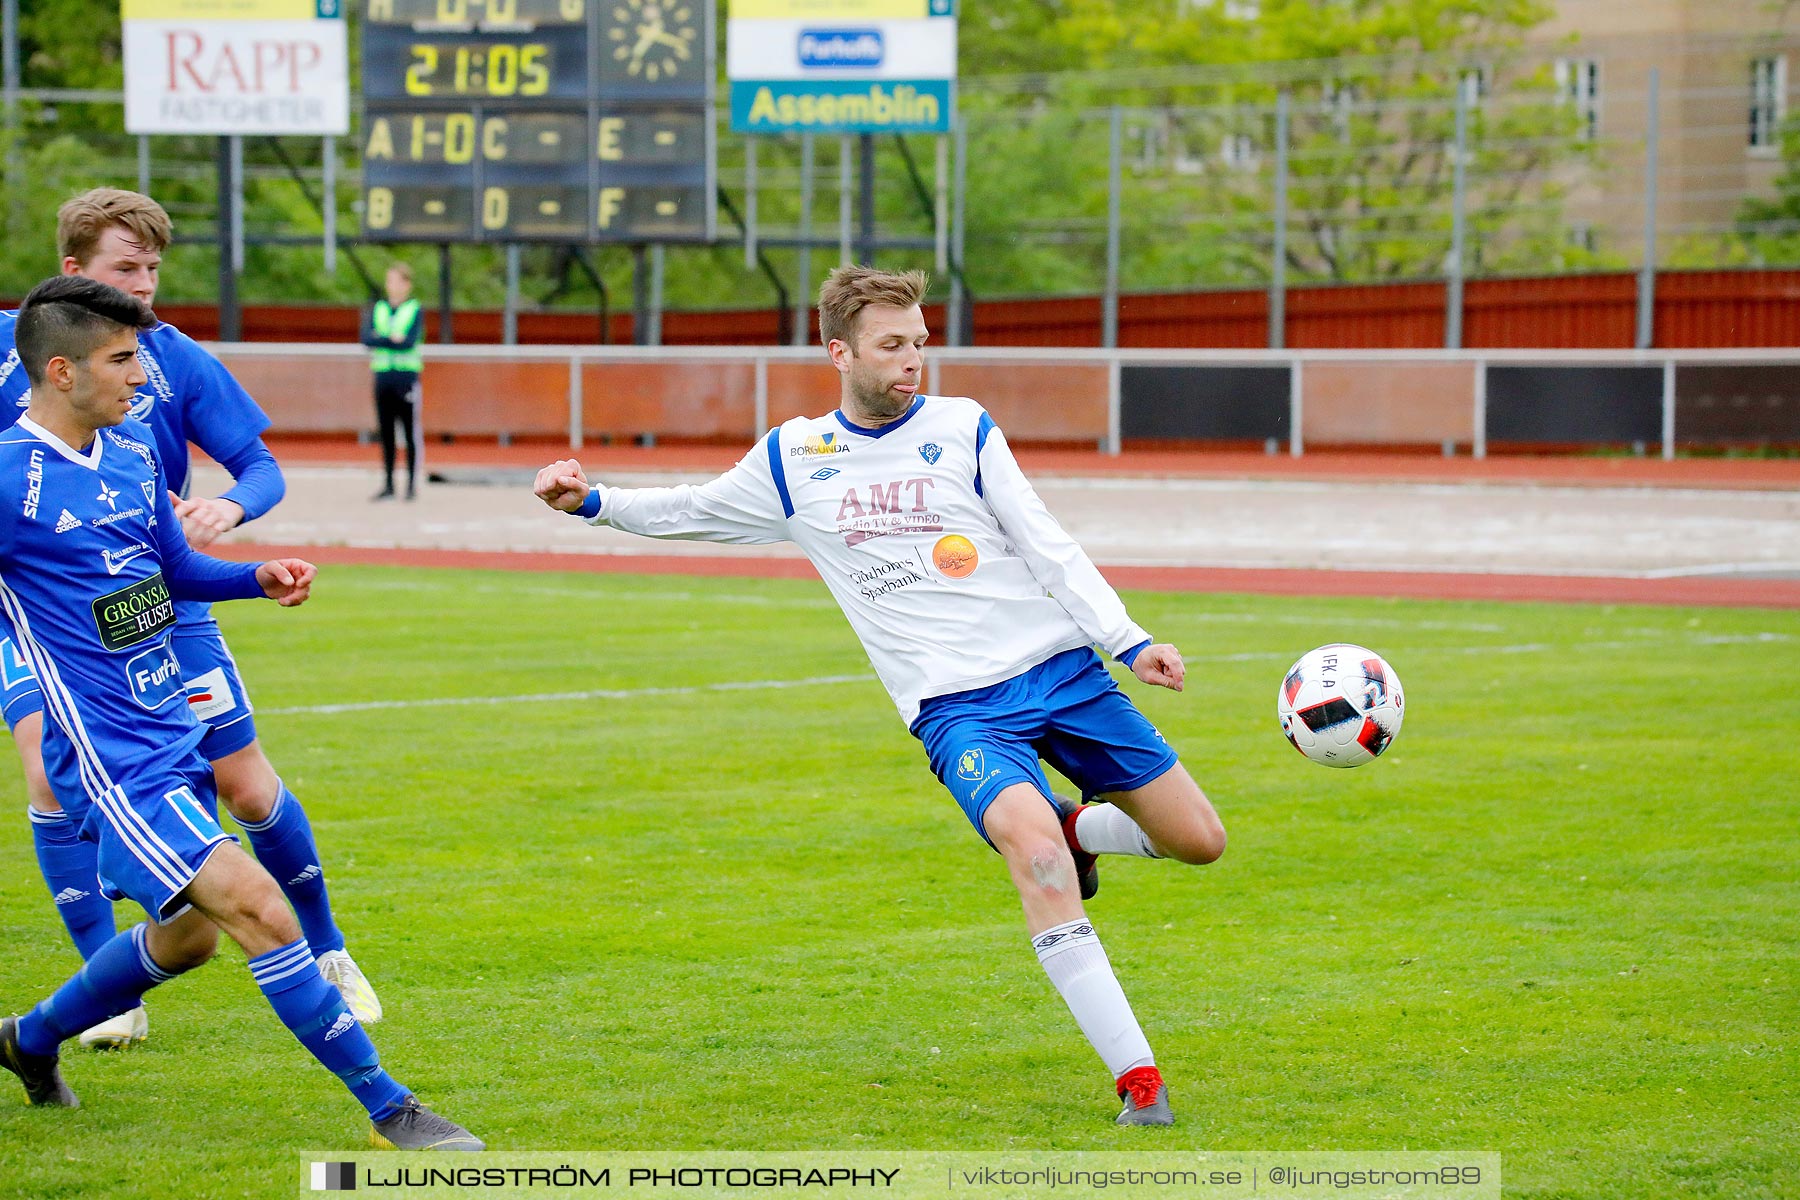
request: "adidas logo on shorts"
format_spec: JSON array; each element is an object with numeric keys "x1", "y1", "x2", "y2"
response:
[
  {"x1": 322, "y1": 1011, "x2": 357, "y2": 1041},
  {"x1": 52, "y1": 886, "x2": 91, "y2": 905},
  {"x1": 53, "y1": 510, "x2": 79, "y2": 533}
]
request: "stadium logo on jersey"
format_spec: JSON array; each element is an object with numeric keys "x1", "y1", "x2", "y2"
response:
[
  {"x1": 126, "y1": 643, "x2": 185, "y2": 711},
  {"x1": 97, "y1": 482, "x2": 120, "y2": 511},
  {"x1": 810, "y1": 467, "x2": 841, "y2": 481},
  {"x1": 184, "y1": 666, "x2": 238, "y2": 723},
  {"x1": 102, "y1": 542, "x2": 154, "y2": 576},
  {"x1": 92, "y1": 572, "x2": 175, "y2": 652},
  {"x1": 917, "y1": 442, "x2": 943, "y2": 465},
  {"x1": 23, "y1": 449, "x2": 42, "y2": 519},
  {"x1": 790, "y1": 431, "x2": 850, "y2": 458},
  {"x1": 955, "y1": 748, "x2": 986, "y2": 781},
  {"x1": 54, "y1": 509, "x2": 79, "y2": 533}
]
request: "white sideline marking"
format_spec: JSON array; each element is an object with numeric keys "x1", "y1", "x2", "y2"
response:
[
  {"x1": 261, "y1": 673, "x2": 876, "y2": 716},
  {"x1": 260, "y1": 632, "x2": 1790, "y2": 718}
]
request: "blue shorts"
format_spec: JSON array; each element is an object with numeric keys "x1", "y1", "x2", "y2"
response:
[
  {"x1": 0, "y1": 629, "x2": 257, "y2": 758},
  {"x1": 911, "y1": 647, "x2": 1180, "y2": 843},
  {"x1": 79, "y1": 759, "x2": 235, "y2": 924},
  {"x1": 171, "y1": 625, "x2": 259, "y2": 760}
]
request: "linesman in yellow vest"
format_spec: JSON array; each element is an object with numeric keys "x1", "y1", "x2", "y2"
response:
[{"x1": 362, "y1": 263, "x2": 424, "y2": 501}]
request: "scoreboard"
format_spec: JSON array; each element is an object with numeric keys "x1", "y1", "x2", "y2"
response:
[{"x1": 360, "y1": 0, "x2": 714, "y2": 243}]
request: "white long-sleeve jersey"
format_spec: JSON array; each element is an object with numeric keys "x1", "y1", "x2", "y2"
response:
[{"x1": 584, "y1": 396, "x2": 1151, "y2": 726}]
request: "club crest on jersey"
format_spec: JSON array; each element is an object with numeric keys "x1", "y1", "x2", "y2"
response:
[
  {"x1": 955, "y1": 748, "x2": 986, "y2": 781},
  {"x1": 790, "y1": 431, "x2": 850, "y2": 458},
  {"x1": 141, "y1": 481, "x2": 156, "y2": 506},
  {"x1": 917, "y1": 442, "x2": 942, "y2": 465},
  {"x1": 810, "y1": 467, "x2": 841, "y2": 481},
  {"x1": 128, "y1": 391, "x2": 155, "y2": 420}
]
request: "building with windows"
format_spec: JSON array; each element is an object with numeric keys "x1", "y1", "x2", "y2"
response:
[{"x1": 1529, "y1": 1, "x2": 1800, "y2": 260}]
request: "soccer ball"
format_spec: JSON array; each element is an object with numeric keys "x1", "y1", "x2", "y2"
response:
[{"x1": 1277, "y1": 644, "x2": 1405, "y2": 768}]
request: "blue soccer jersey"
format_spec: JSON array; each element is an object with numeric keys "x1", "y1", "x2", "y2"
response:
[
  {"x1": 0, "y1": 313, "x2": 281, "y2": 629},
  {"x1": 0, "y1": 415, "x2": 264, "y2": 814}
]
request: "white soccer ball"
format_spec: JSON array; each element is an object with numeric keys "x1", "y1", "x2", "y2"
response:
[{"x1": 1277, "y1": 644, "x2": 1405, "y2": 768}]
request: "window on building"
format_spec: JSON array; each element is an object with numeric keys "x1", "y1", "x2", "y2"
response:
[
  {"x1": 1554, "y1": 58, "x2": 1600, "y2": 140},
  {"x1": 1751, "y1": 56, "x2": 1787, "y2": 154},
  {"x1": 1220, "y1": 132, "x2": 1260, "y2": 170}
]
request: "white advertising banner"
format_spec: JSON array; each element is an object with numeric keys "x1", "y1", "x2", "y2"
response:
[{"x1": 122, "y1": 0, "x2": 349, "y2": 135}]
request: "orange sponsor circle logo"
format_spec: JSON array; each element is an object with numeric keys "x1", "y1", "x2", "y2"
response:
[{"x1": 932, "y1": 534, "x2": 979, "y2": 578}]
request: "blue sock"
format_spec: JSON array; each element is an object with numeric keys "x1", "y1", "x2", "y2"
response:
[
  {"x1": 237, "y1": 786, "x2": 347, "y2": 955},
  {"x1": 16, "y1": 925, "x2": 175, "y2": 1056},
  {"x1": 28, "y1": 808, "x2": 117, "y2": 961},
  {"x1": 248, "y1": 938, "x2": 409, "y2": 1121}
]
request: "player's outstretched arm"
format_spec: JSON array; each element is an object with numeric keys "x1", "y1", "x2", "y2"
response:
[
  {"x1": 1131, "y1": 643, "x2": 1186, "y2": 692},
  {"x1": 255, "y1": 558, "x2": 317, "y2": 607},
  {"x1": 534, "y1": 458, "x2": 592, "y2": 513}
]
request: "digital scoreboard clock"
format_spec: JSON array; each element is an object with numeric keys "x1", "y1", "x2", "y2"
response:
[{"x1": 360, "y1": 0, "x2": 713, "y2": 243}]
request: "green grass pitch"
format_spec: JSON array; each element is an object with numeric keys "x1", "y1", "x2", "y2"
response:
[{"x1": 0, "y1": 566, "x2": 1793, "y2": 1198}]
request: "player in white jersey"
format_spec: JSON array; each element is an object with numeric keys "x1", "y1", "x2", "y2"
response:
[{"x1": 535, "y1": 266, "x2": 1226, "y2": 1126}]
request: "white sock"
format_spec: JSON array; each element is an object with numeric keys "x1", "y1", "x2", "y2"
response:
[
  {"x1": 1032, "y1": 918, "x2": 1154, "y2": 1079},
  {"x1": 1073, "y1": 804, "x2": 1160, "y2": 859}
]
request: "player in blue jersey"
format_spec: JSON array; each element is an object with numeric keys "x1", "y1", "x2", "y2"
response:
[
  {"x1": 0, "y1": 189, "x2": 380, "y2": 1047},
  {"x1": 0, "y1": 276, "x2": 479, "y2": 1149}
]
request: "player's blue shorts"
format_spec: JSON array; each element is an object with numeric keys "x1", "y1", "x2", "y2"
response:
[
  {"x1": 0, "y1": 628, "x2": 257, "y2": 758},
  {"x1": 170, "y1": 623, "x2": 259, "y2": 759},
  {"x1": 78, "y1": 757, "x2": 235, "y2": 924},
  {"x1": 911, "y1": 646, "x2": 1180, "y2": 844}
]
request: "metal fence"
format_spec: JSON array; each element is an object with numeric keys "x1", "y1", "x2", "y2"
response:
[
  {"x1": 214, "y1": 341, "x2": 1800, "y2": 455},
  {"x1": 2, "y1": 32, "x2": 1797, "y2": 346}
]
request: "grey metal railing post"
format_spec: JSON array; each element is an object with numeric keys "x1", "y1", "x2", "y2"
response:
[
  {"x1": 1661, "y1": 357, "x2": 1676, "y2": 460},
  {"x1": 568, "y1": 355, "x2": 583, "y2": 449},
  {"x1": 503, "y1": 243, "x2": 521, "y2": 345},
  {"x1": 1473, "y1": 358, "x2": 1487, "y2": 460},
  {"x1": 1289, "y1": 358, "x2": 1303, "y2": 457}
]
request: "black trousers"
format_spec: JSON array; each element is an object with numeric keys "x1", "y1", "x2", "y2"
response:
[{"x1": 374, "y1": 370, "x2": 419, "y2": 490}]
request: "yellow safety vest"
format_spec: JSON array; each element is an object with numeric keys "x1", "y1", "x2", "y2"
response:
[{"x1": 370, "y1": 299, "x2": 423, "y2": 374}]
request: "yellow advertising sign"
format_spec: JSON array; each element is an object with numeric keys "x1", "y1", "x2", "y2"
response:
[{"x1": 122, "y1": 0, "x2": 329, "y2": 20}]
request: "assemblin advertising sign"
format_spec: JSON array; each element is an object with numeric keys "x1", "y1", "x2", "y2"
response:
[
  {"x1": 728, "y1": 0, "x2": 955, "y2": 134},
  {"x1": 122, "y1": 0, "x2": 349, "y2": 135}
]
